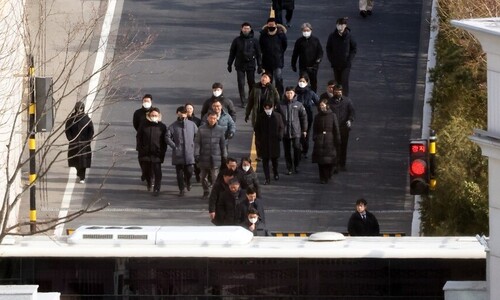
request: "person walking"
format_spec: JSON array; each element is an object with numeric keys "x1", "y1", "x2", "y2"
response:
[
  {"x1": 227, "y1": 22, "x2": 263, "y2": 108},
  {"x1": 238, "y1": 158, "x2": 261, "y2": 198},
  {"x1": 359, "y1": 0, "x2": 374, "y2": 18},
  {"x1": 326, "y1": 17, "x2": 357, "y2": 97},
  {"x1": 217, "y1": 179, "x2": 246, "y2": 225},
  {"x1": 312, "y1": 99, "x2": 341, "y2": 184},
  {"x1": 166, "y1": 106, "x2": 198, "y2": 197},
  {"x1": 208, "y1": 169, "x2": 238, "y2": 225},
  {"x1": 236, "y1": 187, "x2": 266, "y2": 225},
  {"x1": 136, "y1": 107, "x2": 168, "y2": 196},
  {"x1": 259, "y1": 17, "x2": 287, "y2": 97},
  {"x1": 245, "y1": 72, "x2": 280, "y2": 126},
  {"x1": 200, "y1": 82, "x2": 237, "y2": 122},
  {"x1": 201, "y1": 99, "x2": 236, "y2": 147},
  {"x1": 133, "y1": 94, "x2": 154, "y2": 182},
  {"x1": 185, "y1": 102, "x2": 202, "y2": 182},
  {"x1": 240, "y1": 207, "x2": 269, "y2": 236},
  {"x1": 295, "y1": 73, "x2": 319, "y2": 158},
  {"x1": 347, "y1": 198, "x2": 380, "y2": 236},
  {"x1": 276, "y1": 86, "x2": 307, "y2": 175},
  {"x1": 319, "y1": 79, "x2": 337, "y2": 102},
  {"x1": 65, "y1": 101, "x2": 94, "y2": 183},
  {"x1": 254, "y1": 101, "x2": 284, "y2": 184},
  {"x1": 195, "y1": 111, "x2": 227, "y2": 199},
  {"x1": 291, "y1": 22, "x2": 323, "y2": 92},
  {"x1": 328, "y1": 84, "x2": 355, "y2": 172}
]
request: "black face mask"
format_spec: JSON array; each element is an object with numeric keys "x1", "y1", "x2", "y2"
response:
[{"x1": 268, "y1": 26, "x2": 276, "y2": 32}]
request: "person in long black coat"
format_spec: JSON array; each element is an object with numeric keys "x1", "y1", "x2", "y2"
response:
[
  {"x1": 312, "y1": 99, "x2": 341, "y2": 184},
  {"x1": 254, "y1": 101, "x2": 284, "y2": 184},
  {"x1": 136, "y1": 107, "x2": 167, "y2": 196},
  {"x1": 347, "y1": 198, "x2": 380, "y2": 236},
  {"x1": 65, "y1": 101, "x2": 94, "y2": 183}
]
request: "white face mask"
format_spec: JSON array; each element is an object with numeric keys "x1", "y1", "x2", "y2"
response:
[
  {"x1": 151, "y1": 117, "x2": 159, "y2": 123},
  {"x1": 337, "y1": 24, "x2": 346, "y2": 33},
  {"x1": 143, "y1": 102, "x2": 152, "y2": 109},
  {"x1": 242, "y1": 165, "x2": 250, "y2": 172},
  {"x1": 298, "y1": 82, "x2": 307, "y2": 88},
  {"x1": 264, "y1": 108, "x2": 273, "y2": 116},
  {"x1": 302, "y1": 31, "x2": 311, "y2": 38},
  {"x1": 213, "y1": 89, "x2": 223, "y2": 97},
  {"x1": 249, "y1": 217, "x2": 258, "y2": 224}
]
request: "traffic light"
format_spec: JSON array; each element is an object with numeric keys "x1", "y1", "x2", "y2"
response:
[{"x1": 409, "y1": 139, "x2": 429, "y2": 195}]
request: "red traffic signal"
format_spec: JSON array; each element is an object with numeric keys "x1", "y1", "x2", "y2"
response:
[{"x1": 409, "y1": 140, "x2": 429, "y2": 195}]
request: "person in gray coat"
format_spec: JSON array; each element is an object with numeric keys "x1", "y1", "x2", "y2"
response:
[
  {"x1": 201, "y1": 99, "x2": 236, "y2": 150},
  {"x1": 276, "y1": 86, "x2": 307, "y2": 175},
  {"x1": 167, "y1": 106, "x2": 198, "y2": 196},
  {"x1": 195, "y1": 111, "x2": 228, "y2": 199}
]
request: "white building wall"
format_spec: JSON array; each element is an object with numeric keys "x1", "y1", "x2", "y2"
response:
[{"x1": 0, "y1": 0, "x2": 27, "y2": 232}]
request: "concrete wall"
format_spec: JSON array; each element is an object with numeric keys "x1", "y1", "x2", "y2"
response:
[{"x1": 0, "y1": 0, "x2": 26, "y2": 233}]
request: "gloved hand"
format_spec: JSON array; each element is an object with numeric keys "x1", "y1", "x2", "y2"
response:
[
  {"x1": 257, "y1": 66, "x2": 263, "y2": 74},
  {"x1": 346, "y1": 120, "x2": 352, "y2": 128},
  {"x1": 291, "y1": 65, "x2": 297, "y2": 72},
  {"x1": 244, "y1": 116, "x2": 249, "y2": 123},
  {"x1": 227, "y1": 65, "x2": 232, "y2": 73},
  {"x1": 226, "y1": 132, "x2": 234, "y2": 139}
]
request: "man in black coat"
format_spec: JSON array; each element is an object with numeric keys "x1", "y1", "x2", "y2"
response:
[
  {"x1": 236, "y1": 187, "x2": 266, "y2": 225},
  {"x1": 347, "y1": 198, "x2": 380, "y2": 236},
  {"x1": 227, "y1": 22, "x2": 263, "y2": 108},
  {"x1": 65, "y1": 101, "x2": 94, "y2": 183},
  {"x1": 132, "y1": 94, "x2": 154, "y2": 182},
  {"x1": 254, "y1": 101, "x2": 284, "y2": 184},
  {"x1": 291, "y1": 22, "x2": 323, "y2": 92},
  {"x1": 136, "y1": 107, "x2": 168, "y2": 196},
  {"x1": 260, "y1": 18, "x2": 287, "y2": 97},
  {"x1": 328, "y1": 84, "x2": 355, "y2": 172},
  {"x1": 326, "y1": 17, "x2": 357, "y2": 96}
]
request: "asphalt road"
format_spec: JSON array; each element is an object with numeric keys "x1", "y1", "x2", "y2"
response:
[{"x1": 56, "y1": 0, "x2": 430, "y2": 235}]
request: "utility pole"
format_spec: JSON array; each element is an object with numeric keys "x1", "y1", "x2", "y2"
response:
[{"x1": 28, "y1": 55, "x2": 36, "y2": 233}]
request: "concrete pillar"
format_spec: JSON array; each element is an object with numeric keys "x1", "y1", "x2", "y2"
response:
[{"x1": 451, "y1": 18, "x2": 500, "y2": 300}]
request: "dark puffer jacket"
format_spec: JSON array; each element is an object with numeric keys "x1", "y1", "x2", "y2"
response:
[
  {"x1": 291, "y1": 35, "x2": 323, "y2": 70},
  {"x1": 166, "y1": 118, "x2": 198, "y2": 165},
  {"x1": 259, "y1": 24, "x2": 287, "y2": 70},
  {"x1": 326, "y1": 28, "x2": 357, "y2": 69},
  {"x1": 195, "y1": 123, "x2": 227, "y2": 169},
  {"x1": 312, "y1": 109, "x2": 341, "y2": 165},
  {"x1": 136, "y1": 117, "x2": 168, "y2": 163},
  {"x1": 276, "y1": 97, "x2": 308, "y2": 139}
]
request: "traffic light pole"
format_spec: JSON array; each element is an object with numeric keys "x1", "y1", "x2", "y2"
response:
[
  {"x1": 28, "y1": 55, "x2": 37, "y2": 233},
  {"x1": 429, "y1": 130, "x2": 437, "y2": 190}
]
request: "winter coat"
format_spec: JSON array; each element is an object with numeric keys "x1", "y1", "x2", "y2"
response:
[
  {"x1": 254, "y1": 110, "x2": 284, "y2": 159},
  {"x1": 282, "y1": 0, "x2": 295, "y2": 10},
  {"x1": 295, "y1": 85, "x2": 319, "y2": 123},
  {"x1": 240, "y1": 219, "x2": 269, "y2": 236},
  {"x1": 291, "y1": 35, "x2": 323, "y2": 70},
  {"x1": 245, "y1": 83, "x2": 280, "y2": 126},
  {"x1": 228, "y1": 30, "x2": 262, "y2": 71},
  {"x1": 187, "y1": 115, "x2": 202, "y2": 127},
  {"x1": 166, "y1": 118, "x2": 198, "y2": 166},
  {"x1": 347, "y1": 210, "x2": 380, "y2": 236},
  {"x1": 326, "y1": 28, "x2": 357, "y2": 69},
  {"x1": 239, "y1": 166, "x2": 261, "y2": 198},
  {"x1": 328, "y1": 96, "x2": 355, "y2": 128},
  {"x1": 259, "y1": 24, "x2": 287, "y2": 70},
  {"x1": 136, "y1": 117, "x2": 168, "y2": 163},
  {"x1": 276, "y1": 98, "x2": 308, "y2": 139},
  {"x1": 201, "y1": 110, "x2": 236, "y2": 140},
  {"x1": 312, "y1": 109, "x2": 341, "y2": 165},
  {"x1": 133, "y1": 107, "x2": 151, "y2": 132},
  {"x1": 236, "y1": 198, "x2": 266, "y2": 225},
  {"x1": 65, "y1": 112, "x2": 94, "y2": 169},
  {"x1": 195, "y1": 123, "x2": 227, "y2": 169},
  {"x1": 200, "y1": 95, "x2": 237, "y2": 122},
  {"x1": 215, "y1": 188, "x2": 246, "y2": 226}
]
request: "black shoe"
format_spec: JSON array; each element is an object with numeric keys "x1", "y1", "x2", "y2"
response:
[
  {"x1": 302, "y1": 153, "x2": 308, "y2": 159},
  {"x1": 320, "y1": 180, "x2": 326, "y2": 184},
  {"x1": 186, "y1": 184, "x2": 191, "y2": 191},
  {"x1": 264, "y1": 179, "x2": 271, "y2": 185},
  {"x1": 141, "y1": 175, "x2": 145, "y2": 182},
  {"x1": 333, "y1": 168, "x2": 339, "y2": 175},
  {"x1": 360, "y1": 10, "x2": 367, "y2": 18},
  {"x1": 152, "y1": 190, "x2": 160, "y2": 197},
  {"x1": 240, "y1": 102, "x2": 246, "y2": 108},
  {"x1": 202, "y1": 191, "x2": 209, "y2": 199},
  {"x1": 147, "y1": 183, "x2": 152, "y2": 192},
  {"x1": 286, "y1": 170, "x2": 292, "y2": 175},
  {"x1": 179, "y1": 189, "x2": 185, "y2": 197},
  {"x1": 274, "y1": 174, "x2": 279, "y2": 181},
  {"x1": 366, "y1": 10, "x2": 372, "y2": 16}
]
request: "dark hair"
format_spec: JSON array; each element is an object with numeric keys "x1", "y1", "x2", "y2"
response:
[
  {"x1": 176, "y1": 106, "x2": 187, "y2": 114},
  {"x1": 246, "y1": 187, "x2": 257, "y2": 195},
  {"x1": 327, "y1": 79, "x2": 336, "y2": 86},
  {"x1": 241, "y1": 157, "x2": 251, "y2": 164},
  {"x1": 267, "y1": 17, "x2": 276, "y2": 23},
  {"x1": 149, "y1": 107, "x2": 160, "y2": 114},
  {"x1": 206, "y1": 111, "x2": 218, "y2": 118},
  {"x1": 333, "y1": 84, "x2": 343, "y2": 90},
  {"x1": 241, "y1": 22, "x2": 251, "y2": 28},
  {"x1": 285, "y1": 86, "x2": 295, "y2": 92},
  {"x1": 263, "y1": 101, "x2": 274, "y2": 109},
  {"x1": 226, "y1": 157, "x2": 237, "y2": 164},
  {"x1": 248, "y1": 207, "x2": 259, "y2": 215},
  {"x1": 319, "y1": 98, "x2": 329, "y2": 106},
  {"x1": 262, "y1": 72, "x2": 273, "y2": 82},
  {"x1": 143, "y1": 94, "x2": 153, "y2": 101},
  {"x1": 336, "y1": 17, "x2": 348, "y2": 25},
  {"x1": 299, "y1": 73, "x2": 310, "y2": 82},
  {"x1": 355, "y1": 198, "x2": 367, "y2": 206},
  {"x1": 185, "y1": 102, "x2": 195, "y2": 109},
  {"x1": 228, "y1": 178, "x2": 240, "y2": 186},
  {"x1": 212, "y1": 82, "x2": 223, "y2": 89}
]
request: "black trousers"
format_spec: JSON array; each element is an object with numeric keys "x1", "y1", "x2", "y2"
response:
[
  {"x1": 333, "y1": 67, "x2": 351, "y2": 96},
  {"x1": 299, "y1": 67, "x2": 319, "y2": 93},
  {"x1": 339, "y1": 126, "x2": 351, "y2": 167},
  {"x1": 301, "y1": 109, "x2": 314, "y2": 155},
  {"x1": 76, "y1": 168, "x2": 86, "y2": 180},
  {"x1": 236, "y1": 69, "x2": 255, "y2": 105},
  {"x1": 283, "y1": 137, "x2": 301, "y2": 171},
  {"x1": 175, "y1": 164, "x2": 194, "y2": 191},
  {"x1": 318, "y1": 164, "x2": 334, "y2": 182},
  {"x1": 262, "y1": 157, "x2": 279, "y2": 180},
  {"x1": 144, "y1": 161, "x2": 162, "y2": 192}
]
